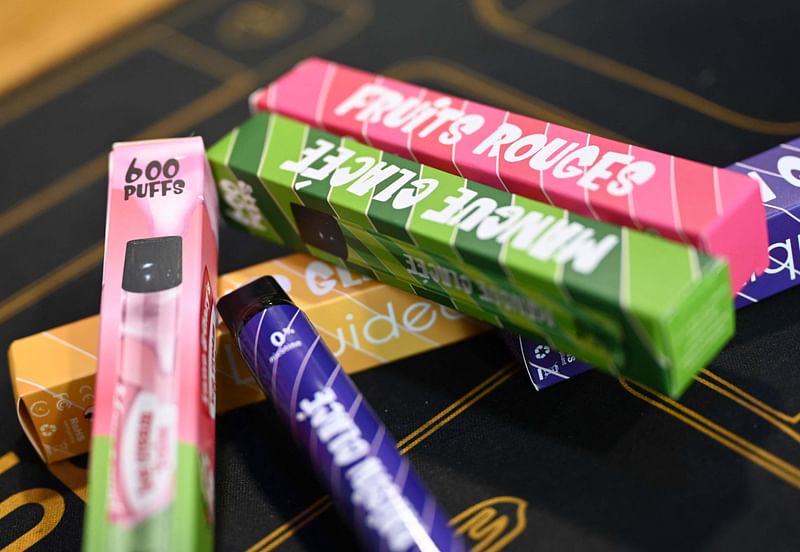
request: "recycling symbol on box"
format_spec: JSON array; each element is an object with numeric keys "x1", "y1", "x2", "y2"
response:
[
  {"x1": 533, "y1": 345, "x2": 551, "y2": 359},
  {"x1": 40, "y1": 423, "x2": 57, "y2": 437}
]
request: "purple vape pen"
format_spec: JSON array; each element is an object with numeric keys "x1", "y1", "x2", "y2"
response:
[{"x1": 217, "y1": 276, "x2": 464, "y2": 552}]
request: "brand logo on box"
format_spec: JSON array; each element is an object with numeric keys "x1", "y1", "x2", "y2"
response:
[
  {"x1": 281, "y1": 139, "x2": 620, "y2": 276},
  {"x1": 335, "y1": 84, "x2": 656, "y2": 196},
  {"x1": 300, "y1": 259, "x2": 468, "y2": 355},
  {"x1": 747, "y1": 233, "x2": 800, "y2": 283},
  {"x1": 218, "y1": 178, "x2": 268, "y2": 231}
]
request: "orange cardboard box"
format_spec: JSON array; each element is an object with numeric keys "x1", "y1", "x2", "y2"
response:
[{"x1": 8, "y1": 253, "x2": 488, "y2": 463}]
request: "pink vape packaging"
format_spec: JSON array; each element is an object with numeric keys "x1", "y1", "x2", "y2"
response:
[
  {"x1": 250, "y1": 58, "x2": 768, "y2": 291},
  {"x1": 83, "y1": 138, "x2": 218, "y2": 551}
]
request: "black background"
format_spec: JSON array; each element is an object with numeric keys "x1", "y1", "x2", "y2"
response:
[{"x1": 1, "y1": 0, "x2": 799, "y2": 550}]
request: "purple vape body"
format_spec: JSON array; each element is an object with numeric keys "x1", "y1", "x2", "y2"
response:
[{"x1": 217, "y1": 276, "x2": 464, "y2": 552}]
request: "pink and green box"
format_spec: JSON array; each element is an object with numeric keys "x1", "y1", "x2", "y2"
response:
[
  {"x1": 250, "y1": 57, "x2": 768, "y2": 291},
  {"x1": 84, "y1": 138, "x2": 218, "y2": 551}
]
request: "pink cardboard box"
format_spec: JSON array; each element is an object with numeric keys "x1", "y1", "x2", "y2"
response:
[
  {"x1": 250, "y1": 58, "x2": 768, "y2": 291},
  {"x1": 84, "y1": 137, "x2": 218, "y2": 551}
]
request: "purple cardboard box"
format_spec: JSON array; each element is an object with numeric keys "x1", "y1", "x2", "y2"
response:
[
  {"x1": 511, "y1": 138, "x2": 800, "y2": 389},
  {"x1": 502, "y1": 333, "x2": 594, "y2": 390},
  {"x1": 731, "y1": 138, "x2": 800, "y2": 308}
]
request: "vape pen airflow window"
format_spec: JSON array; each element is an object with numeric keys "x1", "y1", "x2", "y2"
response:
[{"x1": 122, "y1": 236, "x2": 183, "y2": 292}]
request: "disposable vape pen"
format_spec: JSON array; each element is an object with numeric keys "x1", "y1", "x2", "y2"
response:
[
  {"x1": 217, "y1": 276, "x2": 464, "y2": 552},
  {"x1": 110, "y1": 236, "x2": 182, "y2": 537}
]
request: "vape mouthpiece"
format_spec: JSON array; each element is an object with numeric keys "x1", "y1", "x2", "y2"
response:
[{"x1": 217, "y1": 276, "x2": 293, "y2": 337}]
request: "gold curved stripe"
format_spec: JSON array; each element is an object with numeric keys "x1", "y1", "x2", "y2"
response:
[
  {"x1": 0, "y1": 157, "x2": 106, "y2": 238},
  {"x1": 154, "y1": 25, "x2": 249, "y2": 81},
  {"x1": 0, "y1": 242, "x2": 104, "y2": 325},
  {"x1": 629, "y1": 379, "x2": 800, "y2": 479},
  {"x1": 0, "y1": 0, "x2": 373, "y2": 241},
  {"x1": 0, "y1": 0, "x2": 229, "y2": 127},
  {"x1": 0, "y1": 1, "x2": 175, "y2": 109},
  {"x1": 0, "y1": 452, "x2": 20, "y2": 476},
  {"x1": 472, "y1": 0, "x2": 800, "y2": 135},
  {"x1": 400, "y1": 367, "x2": 515, "y2": 455},
  {"x1": 250, "y1": 496, "x2": 333, "y2": 552},
  {"x1": 620, "y1": 379, "x2": 800, "y2": 488},
  {"x1": 47, "y1": 460, "x2": 89, "y2": 502},
  {"x1": 695, "y1": 375, "x2": 800, "y2": 443},
  {"x1": 702, "y1": 369, "x2": 800, "y2": 424},
  {"x1": 0, "y1": 71, "x2": 259, "y2": 240},
  {"x1": 397, "y1": 365, "x2": 514, "y2": 449},
  {"x1": 247, "y1": 364, "x2": 516, "y2": 551},
  {"x1": 506, "y1": 0, "x2": 571, "y2": 24},
  {"x1": 383, "y1": 58, "x2": 630, "y2": 142},
  {"x1": 450, "y1": 496, "x2": 528, "y2": 552},
  {"x1": 0, "y1": 488, "x2": 65, "y2": 551}
]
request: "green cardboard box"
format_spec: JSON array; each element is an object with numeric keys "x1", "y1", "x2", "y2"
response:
[{"x1": 208, "y1": 113, "x2": 734, "y2": 397}]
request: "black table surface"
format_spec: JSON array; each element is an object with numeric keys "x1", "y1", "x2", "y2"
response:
[{"x1": 2, "y1": 0, "x2": 799, "y2": 550}]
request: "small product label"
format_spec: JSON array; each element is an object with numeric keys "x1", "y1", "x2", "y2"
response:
[
  {"x1": 117, "y1": 391, "x2": 177, "y2": 521},
  {"x1": 268, "y1": 324, "x2": 301, "y2": 364},
  {"x1": 200, "y1": 270, "x2": 216, "y2": 419},
  {"x1": 218, "y1": 177, "x2": 268, "y2": 231},
  {"x1": 199, "y1": 268, "x2": 217, "y2": 522}
]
